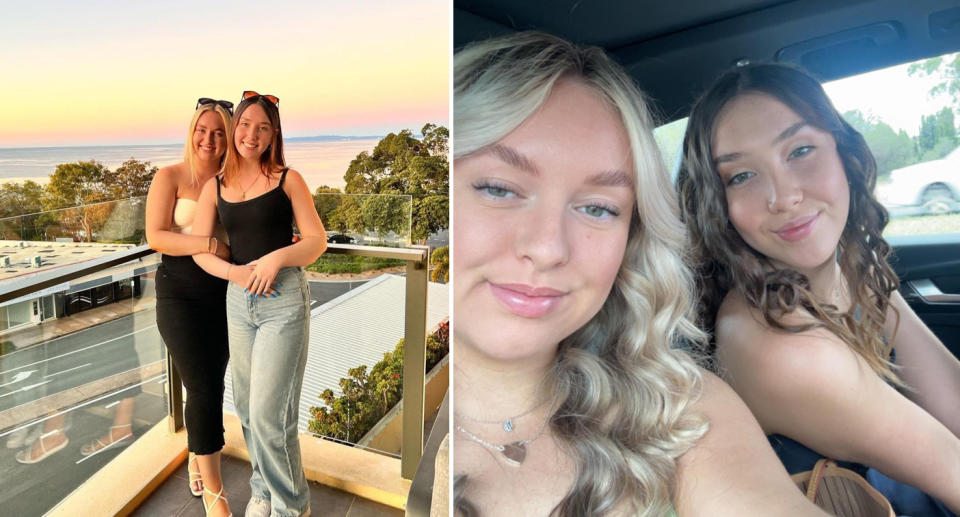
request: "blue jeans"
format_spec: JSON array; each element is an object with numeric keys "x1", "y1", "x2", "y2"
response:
[{"x1": 226, "y1": 267, "x2": 310, "y2": 517}]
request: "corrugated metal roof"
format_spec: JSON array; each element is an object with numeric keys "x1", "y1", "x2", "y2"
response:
[{"x1": 223, "y1": 273, "x2": 449, "y2": 439}]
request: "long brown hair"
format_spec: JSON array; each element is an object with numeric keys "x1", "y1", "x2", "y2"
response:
[
  {"x1": 677, "y1": 62, "x2": 902, "y2": 385},
  {"x1": 222, "y1": 95, "x2": 285, "y2": 187}
]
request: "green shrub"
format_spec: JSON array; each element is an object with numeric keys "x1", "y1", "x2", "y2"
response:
[
  {"x1": 307, "y1": 320, "x2": 449, "y2": 442},
  {"x1": 306, "y1": 254, "x2": 404, "y2": 275}
]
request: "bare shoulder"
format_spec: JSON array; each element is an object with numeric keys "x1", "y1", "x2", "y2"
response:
[
  {"x1": 281, "y1": 168, "x2": 308, "y2": 189},
  {"x1": 154, "y1": 162, "x2": 189, "y2": 184},
  {"x1": 197, "y1": 175, "x2": 220, "y2": 204},
  {"x1": 717, "y1": 291, "x2": 855, "y2": 382},
  {"x1": 675, "y1": 370, "x2": 824, "y2": 515}
]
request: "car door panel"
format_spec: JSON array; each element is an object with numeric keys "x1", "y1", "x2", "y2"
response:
[{"x1": 888, "y1": 233, "x2": 960, "y2": 360}]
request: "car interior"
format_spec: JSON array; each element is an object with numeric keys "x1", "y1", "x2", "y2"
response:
[{"x1": 454, "y1": 0, "x2": 960, "y2": 361}]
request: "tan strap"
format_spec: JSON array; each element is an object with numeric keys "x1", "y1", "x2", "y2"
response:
[{"x1": 805, "y1": 458, "x2": 833, "y2": 500}]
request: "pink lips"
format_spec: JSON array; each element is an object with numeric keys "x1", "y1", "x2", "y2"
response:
[
  {"x1": 775, "y1": 213, "x2": 819, "y2": 242},
  {"x1": 488, "y1": 282, "x2": 566, "y2": 318}
]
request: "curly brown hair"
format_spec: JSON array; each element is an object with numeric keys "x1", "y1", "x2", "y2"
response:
[{"x1": 676, "y1": 62, "x2": 902, "y2": 385}]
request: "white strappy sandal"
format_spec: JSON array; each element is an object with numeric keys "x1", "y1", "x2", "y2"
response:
[
  {"x1": 15, "y1": 429, "x2": 69, "y2": 464},
  {"x1": 203, "y1": 486, "x2": 233, "y2": 517},
  {"x1": 188, "y1": 453, "x2": 203, "y2": 497},
  {"x1": 80, "y1": 423, "x2": 133, "y2": 456}
]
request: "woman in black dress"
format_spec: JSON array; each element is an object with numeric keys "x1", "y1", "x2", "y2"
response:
[{"x1": 145, "y1": 98, "x2": 234, "y2": 517}]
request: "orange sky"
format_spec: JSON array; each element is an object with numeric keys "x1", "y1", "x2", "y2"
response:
[{"x1": 1, "y1": 1, "x2": 449, "y2": 147}]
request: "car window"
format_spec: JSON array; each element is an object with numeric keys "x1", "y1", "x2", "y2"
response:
[
  {"x1": 823, "y1": 51, "x2": 960, "y2": 237},
  {"x1": 655, "y1": 51, "x2": 960, "y2": 237}
]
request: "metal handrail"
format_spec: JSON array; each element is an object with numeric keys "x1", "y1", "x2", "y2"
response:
[{"x1": 0, "y1": 242, "x2": 431, "y2": 479}]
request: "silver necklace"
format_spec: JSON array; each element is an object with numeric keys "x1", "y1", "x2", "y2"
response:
[
  {"x1": 238, "y1": 173, "x2": 262, "y2": 200},
  {"x1": 454, "y1": 398, "x2": 547, "y2": 433},
  {"x1": 454, "y1": 398, "x2": 555, "y2": 467}
]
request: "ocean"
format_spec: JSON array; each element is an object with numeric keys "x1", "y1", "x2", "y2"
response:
[{"x1": 0, "y1": 139, "x2": 379, "y2": 191}]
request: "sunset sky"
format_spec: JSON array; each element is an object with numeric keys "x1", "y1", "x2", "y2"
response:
[{"x1": 0, "y1": 0, "x2": 449, "y2": 147}]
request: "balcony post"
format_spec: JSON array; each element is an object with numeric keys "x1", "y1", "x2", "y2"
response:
[{"x1": 401, "y1": 245, "x2": 429, "y2": 479}]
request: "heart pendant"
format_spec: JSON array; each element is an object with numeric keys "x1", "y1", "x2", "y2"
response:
[{"x1": 501, "y1": 442, "x2": 527, "y2": 466}]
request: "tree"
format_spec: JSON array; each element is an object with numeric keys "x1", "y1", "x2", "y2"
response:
[
  {"x1": 361, "y1": 195, "x2": 409, "y2": 243},
  {"x1": 328, "y1": 195, "x2": 365, "y2": 234},
  {"x1": 908, "y1": 53, "x2": 960, "y2": 114},
  {"x1": 307, "y1": 322, "x2": 449, "y2": 443},
  {"x1": 0, "y1": 181, "x2": 45, "y2": 219},
  {"x1": 0, "y1": 181, "x2": 46, "y2": 239},
  {"x1": 917, "y1": 107, "x2": 958, "y2": 161},
  {"x1": 313, "y1": 186, "x2": 342, "y2": 230},
  {"x1": 430, "y1": 246, "x2": 449, "y2": 283},
  {"x1": 43, "y1": 160, "x2": 110, "y2": 210},
  {"x1": 843, "y1": 110, "x2": 916, "y2": 179},
  {"x1": 43, "y1": 161, "x2": 113, "y2": 242},
  {"x1": 342, "y1": 124, "x2": 449, "y2": 243},
  {"x1": 104, "y1": 158, "x2": 157, "y2": 199}
]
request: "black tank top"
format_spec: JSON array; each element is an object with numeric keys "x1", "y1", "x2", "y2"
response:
[{"x1": 217, "y1": 168, "x2": 294, "y2": 265}]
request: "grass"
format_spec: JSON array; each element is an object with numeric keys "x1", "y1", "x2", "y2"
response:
[
  {"x1": 884, "y1": 213, "x2": 960, "y2": 236},
  {"x1": 306, "y1": 254, "x2": 404, "y2": 275}
]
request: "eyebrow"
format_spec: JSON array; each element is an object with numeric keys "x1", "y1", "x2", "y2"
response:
[
  {"x1": 486, "y1": 144, "x2": 539, "y2": 175},
  {"x1": 713, "y1": 121, "x2": 808, "y2": 166},
  {"x1": 239, "y1": 115, "x2": 271, "y2": 125},
  {"x1": 586, "y1": 169, "x2": 634, "y2": 188}
]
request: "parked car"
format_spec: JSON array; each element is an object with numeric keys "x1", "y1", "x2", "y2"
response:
[
  {"x1": 877, "y1": 145, "x2": 960, "y2": 216},
  {"x1": 326, "y1": 233, "x2": 356, "y2": 244}
]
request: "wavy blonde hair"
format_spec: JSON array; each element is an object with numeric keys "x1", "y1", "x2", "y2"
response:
[
  {"x1": 455, "y1": 31, "x2": 708, "y2": 516},
  {"x1": 677, "y1": 63, "x2": 901, "y2": 385},
  {"x1": 183, "y1": 103, "x2": 232, "y2": 185}
]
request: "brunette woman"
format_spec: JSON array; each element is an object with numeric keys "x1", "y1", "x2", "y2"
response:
[
  {"x1": 679, "y1": 63, "x2": 960, "y2": 515},
  {"x1": 193, "y1": 91, "x2": 326, "y2": 517}
]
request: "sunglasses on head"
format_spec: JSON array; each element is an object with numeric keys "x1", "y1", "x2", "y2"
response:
[
  {"x1": 242, "y1": 90, "x2": 279, "y2": 106},
  {"x1": 196, "y1": 98, "x2": 234, "y2": 115}
]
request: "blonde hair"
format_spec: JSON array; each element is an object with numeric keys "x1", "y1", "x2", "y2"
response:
[
  {"x1": 455, "y1": 31, "x2": 708, "y2": 516},
  {"x1": 183, "y1": 103, "x2": 232, "y2": 185}
]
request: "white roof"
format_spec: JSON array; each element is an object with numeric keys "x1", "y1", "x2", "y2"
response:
[{"x1": 223, "y1": 273, "x2": 449, "y2": 437}]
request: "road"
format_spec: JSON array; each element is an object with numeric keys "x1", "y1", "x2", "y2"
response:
[
  {"x1": 0, "y1": 279, "x2": 366, "y2": 416},
  {"x1": 0, "y1": 278, "x2": 370, "y2": 516},
  {"x1": 0, "y1": 314, "x2": 164, "y2": 413}
]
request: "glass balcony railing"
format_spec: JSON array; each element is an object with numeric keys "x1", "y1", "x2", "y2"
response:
[{"x1": 0, "y1": 198, "x2": 445, "y2": 514}]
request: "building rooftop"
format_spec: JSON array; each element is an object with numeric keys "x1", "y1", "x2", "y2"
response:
[
  {"x1": 223, "y1": 273, "x2": 449, "y2": 437},
  {"x1": 0, "y1": 240, "x2": 136, "y2": 281}
]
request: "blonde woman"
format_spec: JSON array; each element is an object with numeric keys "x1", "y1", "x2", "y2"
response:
[
  {"x1": 146, "y1": 98, "x2": 234, "y2": 517},
  {"x1": 453, "y1": 32, "x2": 825, "y2": 516}
]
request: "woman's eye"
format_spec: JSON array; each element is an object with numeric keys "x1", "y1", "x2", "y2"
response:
[
  {"x1": 727, "y1": 171, "x2": 754, "y2": 186},
  {"x1": 473, "y1": 182, "x2": 516, "y2": 199},
  {"x1": 578, "y1": 204, "x2": 619, "y2": 219},
  {"x1": 788, "y1": 145, "x2": 814, "y2": 159}
]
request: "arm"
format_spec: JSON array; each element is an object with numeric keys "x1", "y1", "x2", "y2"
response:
[
  {"x1": 145, "y1": 166, "x2": 229, "y2": 259},
  {"x1": 191, "y1": 178, "x2": 255, "y2": 287},
  {"x1": 675, "y1": 371, "x2": 828, "y2": 516},
  {"x1": 245, "y1": 169, "x2": 327, "y2": 295},
  {"x1": 716, "y1": 296, "x2": 960, "y2": 512},
  {"x1": 885, "y1": 290, "x2": 960, "y2": 437}
]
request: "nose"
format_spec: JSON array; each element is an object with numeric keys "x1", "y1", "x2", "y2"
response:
[
  {"x1": 767, "y1": 171, "x2": 803, "y2": 212},
  {"x1": 515, "y1": 205, "x2": 570, "y2": 270}
]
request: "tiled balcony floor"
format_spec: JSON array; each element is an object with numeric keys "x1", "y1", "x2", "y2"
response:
[{"x1": 132, "y1": 454, "x2": 404, "y2": 517}]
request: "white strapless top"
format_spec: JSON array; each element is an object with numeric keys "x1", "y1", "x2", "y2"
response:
[
  {"x1": 171, "y1": 198, "x2": 198, "y2": 234},
  {"x1": 171, "y1": 198, "x2": 227, "y2": 242}
]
